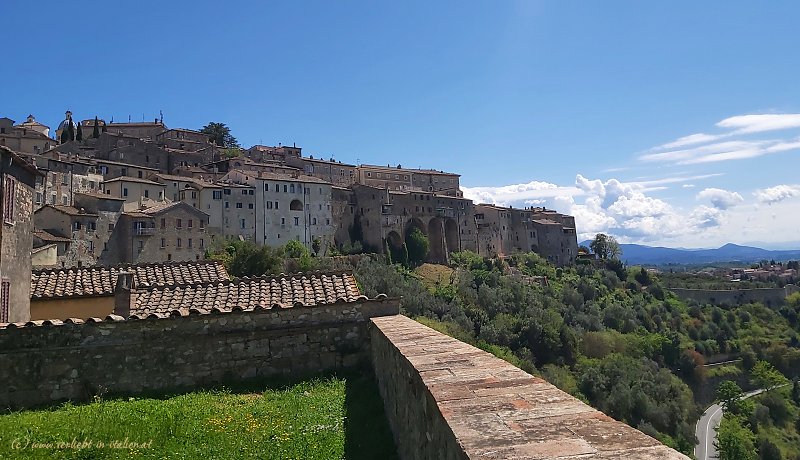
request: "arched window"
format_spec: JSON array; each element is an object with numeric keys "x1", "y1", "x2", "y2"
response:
[{"x1": 290, "y1": 199, "x2": 303, "y2": 211}]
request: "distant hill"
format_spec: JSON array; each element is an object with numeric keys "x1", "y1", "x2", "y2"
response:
[{"x1": 579, "y1": 241, "x2": 800, "y2": 265}]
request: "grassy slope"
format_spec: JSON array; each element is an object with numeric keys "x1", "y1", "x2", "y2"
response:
[{"x1": 0, "y1": 373, "x2": 397, "y2": 460}]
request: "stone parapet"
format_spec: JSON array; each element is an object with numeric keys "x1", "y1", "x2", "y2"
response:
[
  {"x1": 0, "y1": 298, "x2": 398, "y2": 410},
  {"x1": 370, "y1": 315, "x2": 689, "y2": 460}
]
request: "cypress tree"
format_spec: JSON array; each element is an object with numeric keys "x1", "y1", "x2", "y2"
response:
[
  {"x1": 66, "y1": 119, "x2": 75, "y2": 141},
  {"x1": 60, "y1": 126, "x2": 69, "y2": 143},
  {"x1": 92, "y1": 116, "x2": 100, "y2": 138},
  {"x1": 76, "y1": 122, "x2": 83, "y2": 141}
]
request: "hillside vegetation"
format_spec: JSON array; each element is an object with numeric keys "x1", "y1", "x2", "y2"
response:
[{"x1": 354, "y1": 252, "x2": 800, "y2": 457}]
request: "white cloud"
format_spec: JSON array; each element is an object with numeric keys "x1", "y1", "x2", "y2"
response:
[
  {"x1": 716, "y1": 113, "x2": 800, "y2": 134},
  {"x1": 661, "y1": 133, "x2": 721, "y2": 149},
  {"x1": 696, "y1": 188, "x2": 744, "y2": 210},
  {"x1": 753, "y1": 184, "x2": 800, "y2": 205},
  {"x1": 690, "y1": 205, "x2": 724, "y2": 229},
  {"x1": 461, "y1": 180, "x2": 581, "y2": 207},
  {"x1": 642, "y1": 113, "x2": 800, "y2": 165},
  {"x1": 682, "y1": 184, "x2": 695, "y2": 188}
]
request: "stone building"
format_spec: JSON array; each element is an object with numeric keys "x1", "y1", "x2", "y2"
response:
[
  {"x1": 291, "y1": 156, "x2": 358, "y2": 188},
  {"x1": 156, "y1": 128, "x2": 210, "y2": 152},
  {"x1": 245, "y1": 144, "x2": 302, "y2": 162},
  {"x1": 356, "y1": 164, "x2": 462, "y2": 196},
  {"x1": 0, "y1": 116, "x2": 55, "y2": 155},
  {"x1": 30, "y1": 155, "x2": 103, "y2": 208},
  {"x1": 224, "y1": 170, "x2": 334, "y2": 253},
  {"x1": 104, "y1": 120, "x2": 166, "y2": 140},
  {"x1": 33, "y1": 193, "x2": 125, "y2": 268},
  {"x1": 475, "y1": 204, "x2": 578, "y2": 266},
  {"x1": 342, "y1": 184, "x2": 477, "y2": 263},
  {"x1": 102, "y1": 176, "x2": 166, "y2": 203},
  {"x1": 0, "y1": 145, "x2": 43, "y2": 322},
  {"x1": 105, "y1": 201, "x2": 211, "y2": 264}
]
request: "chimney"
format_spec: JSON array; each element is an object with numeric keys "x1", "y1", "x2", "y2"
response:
[{"x1": 113, "y1": 271, "x2": 136, "y2": 317}]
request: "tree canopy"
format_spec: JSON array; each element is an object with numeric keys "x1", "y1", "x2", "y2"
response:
[
  {"x1": 200, "y1": 122, "x2": 239, "y2": 148},
  {"x1": 590, "y1": 233, "x2": 622, "y2": 260}
]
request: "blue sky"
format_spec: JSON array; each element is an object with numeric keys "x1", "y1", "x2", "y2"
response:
[{"x1": 5, "y1": 1, "x2": 800, "y2": 248}]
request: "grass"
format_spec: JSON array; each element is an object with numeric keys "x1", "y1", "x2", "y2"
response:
[
  {"x1": 0, "y1": 373, "x2": 397, "y2": 460},
  {"x1": 413, "y1": 263, "x2": 455, "y2": 290}
]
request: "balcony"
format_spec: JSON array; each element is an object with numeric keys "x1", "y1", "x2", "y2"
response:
[{"x1": 134, "y1": 227, "x2": 156, "y2": 236}]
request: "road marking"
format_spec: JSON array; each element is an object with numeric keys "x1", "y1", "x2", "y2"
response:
[{"x1": 704, "y1": 405, "x2": 722, "y2": 460}]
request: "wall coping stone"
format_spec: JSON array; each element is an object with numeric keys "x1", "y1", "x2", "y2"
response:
[{"x1": 371, "y1": 315, "x2": 690, "y2": 459}]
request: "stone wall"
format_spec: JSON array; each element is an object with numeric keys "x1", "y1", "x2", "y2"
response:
[
  {"x1": 370, "y1": 315, "x2": 688, "y2": 460},
  {"x1": 0, "y1": 299, "x2": 398, "y2": 410},
  {"x1": 671, "y1": 286, "x2": 795, "y2": 307}
]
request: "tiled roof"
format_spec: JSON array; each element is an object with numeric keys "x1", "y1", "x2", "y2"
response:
[
  {"x1": 131, "y1": 272, "x2": 363, "y2": 315},
  {"x1": 33, "y1": 229, "x2": 71, "y2": 242},
  {"x1": 38, "y1": 205, "x2": 99, "y2": 217},
  {"x1": 31, "y1": 261, "x2": 230, "y2": 299},
  {"x1": 102, "y1": 176, "x2": 163, "y2": 186}
]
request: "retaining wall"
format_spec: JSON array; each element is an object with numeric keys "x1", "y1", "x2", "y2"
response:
[{"x1": 0, "y1": 299, "x2": 398, "y2": 410}]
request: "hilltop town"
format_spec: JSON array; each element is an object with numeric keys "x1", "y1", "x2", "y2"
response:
[{"x1": 0, "y1": 110, "x2": 578, "y2": 322}]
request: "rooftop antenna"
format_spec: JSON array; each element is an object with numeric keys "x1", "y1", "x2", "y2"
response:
[{"x1": 159, "y1": 110, "x2": 163, "y2": 124}]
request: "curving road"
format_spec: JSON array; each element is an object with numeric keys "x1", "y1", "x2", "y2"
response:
[{"x1": 694, "y1": 388, "x2": 768, "y2": 460}]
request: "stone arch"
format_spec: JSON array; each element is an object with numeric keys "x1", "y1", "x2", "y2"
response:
[
  {"x1": 386, "y1": 231, "x2": 402, "y2": 250},
  {"x1": 406, "y1": 217, "x2": 426, "y2": 236},
  {"x1": 444, "y1": 218, "x2": 459, "y2": 254},
  {"x1": 428, "y1": 217, "x2": 446, "y2": 264},
  {"x1": 290, "y1": 199, "x2": 303, "y2": 211}
]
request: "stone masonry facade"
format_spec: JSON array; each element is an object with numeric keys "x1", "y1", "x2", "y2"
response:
[{"x1": 0, "y1": 298, "x2": 399, "y2": 409}]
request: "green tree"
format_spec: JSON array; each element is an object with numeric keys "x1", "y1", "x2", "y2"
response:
[
  {"x1": 405, "y1": 227, "x2": 429, "y2": 267},
  {"x1": 758, "y1": 438, "x2": 782, "y2": 460},
  {"x1": 752, "y1": 361, "x2": 789, "y2": 391},
  {"x1": 716, "y1": 415, "x2": 756, "y2": 460},
  {"x1": 208, "y1": 240, "x2": 283, "y2": 278},
  {"x1": 312, "y1": 238, "x2": 322, "y2": 256},
  {"x1": 221, "y1": 148, "x2": 242, "y2": 158},
  {"x1": 92, "y1": 116, "x2": 100, "y2": 138},
  {"x1": 590, "y1": 233, "x2": 622, "y2": 260},
  {"x1": 76, "y1": 122, "x2": 83, "y2": 141},
  {"x1": 792, "y1": 380, "x2": 800, "y2": 405},
  {"x1": 717, "y1": 380, "x2": 744, "y2": 409},
  {"x1": 200, "y1": 122, "x2": 239, "y2": 147},
  {"x1": 284, "y1": 239, "x2": 309, "y2": 259}
]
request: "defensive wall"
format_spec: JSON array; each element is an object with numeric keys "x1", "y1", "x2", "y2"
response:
[
  {"x1": 670, "y1": 285, "x2": 799, "y2": 307},
  {"x1": 0, "y1": 307, "x2": 688, "y2": 458}
]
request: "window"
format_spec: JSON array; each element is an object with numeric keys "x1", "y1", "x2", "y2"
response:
[
  {"x1": 248, "y1": 203, "x2": 254, "y2": 209},
  {"x1": 240, "y1": 218, "x2": 246, "y2": 229},
  {"x1": 0, "y1": 278, "x2": 9, "y2": 323},
  {"x1": 283, "y1": 184, "x2": 288, "y2": 193},
  {"x1": 160, "y1": 218, "x2": 166, "y2": 229},
  {"x1": 144, "y1": 189, "x2": 149, "y2": 198},
  {"x1": 188, "y1": 219, "x2": 193, "y2": 229},
  {"x1": 161, "y1": 238, "x2": 166, "y2": 248},
  {"x1": 224, "y1": 189, "x2": 231, "y2": 195},
  {"x1": 35, "y1": 192, "x2": 42, "y2": 205},
  {"x1": 326, "y1": 218, "x2": 330, "y2": 225},
  {"x1": 61, "y1": 175, "x2": 68, "y2": 185},
  {"x1": 213, "y1": 190, "x2": 222, "y2": 200},
  {"x1": 3, "y1": 175, "x2": 17, "y2": 224},
  {"x1": 88, "y1": 222, "x2": 96, "y2": 231},
  {"x1": 242, "y1": 190, "x2": 247, "y2": 195},
  {"x1": 138, "y1": 171, "x2": 143, "y2": 178},
  {"x1": 177, "y1": 238, "x2": 182, "y2": 248},
  {"x1": 167, "y1": 253, "x2": 172, "y2": 261},
  {"x1": 281, "y1": 217, "x2": 285, "y2": 225},
  {"x1": 275, "y1": 201, "x2": 279, "y2": 209},
  {"x1": 236, "y1": 203, "x2": 243, "y2": 209},
  {"x1": 290, "y1": 184, "x2": 295, "y2": 193},
  {"x1": 294, "y1": 216, "x2": 299, "y2": 226},
  {"x1": 62, "y1": 195, "x2": 68, "y2": 205},
  {"x1": 123, "y1": 188, "x2": 128, "y2": 197},
  {"x1": 200, "y1": 219, "x2": 205, "y2": 229},
  {"x1": 138, "y1": 240, "x2": 144, "y2": 249},
  {"x1": 275, "y1": 184, "x2": 279, "y2": 192},
  {"x1": 225, "y1": 202, "x2": 229, "y2": 208},
  {"x1": 191, "y1": 191, "x2": 197, "y2": 199},
  {"x1": 312, "y1": 217, "x2": 317, "y2": 225},
  {"x1": 248, "y1": 190, "x2": 254, "y2": 195},
  {"x1": 266, "y1": 202, "x2": 272, "y2": 209},
  {"x1": 176, "y1": 219, "x2": 182, "y2": 229},
  {"x1": 73, "y1": 221, "x2": 81, "y2": 231},
  {"x1": 188, "y1": 238, "x2": 193, "y2": 248},
  {"x1": 121, "y1": 168, "x2": 127, "y2": 176},
  {"x1": 88, "y1": 241, "x2": 94, "y2": 252},
  {"x1": 199, "y1": 238, "x2": 204, "y2": 248}
]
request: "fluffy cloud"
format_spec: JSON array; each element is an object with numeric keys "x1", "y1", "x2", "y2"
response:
[
  {"x1": 696, "y1": 188, "x2": 744, "y2": 210},
  {"x1": 643, "y1": 113, "x2": 800, "y2": 165},
  {"x1": 460, "y1": 180, "x2": 580, "y2": 207},
  {"x1": 753, "y1": 184, "x2": 800, "y2": 204}
]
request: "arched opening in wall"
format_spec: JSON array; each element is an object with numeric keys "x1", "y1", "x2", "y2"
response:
[
  {"x1": 406, "y1": 217, "x2": 426, "y2": 236},
  {"x1": 386, "y1": 230, "x2": 406, "y2": 263},
  {"x1": 444, "y1": 218, "x2": 459, "y2": 254},
  {"x1": 290, "y1": 199, "x2": 303, "y2": 211},
  {"x1": 428, "y1": 217, "x2": 446, "y2": 264}
]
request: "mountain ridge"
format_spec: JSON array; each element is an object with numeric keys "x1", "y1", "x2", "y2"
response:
[{"x1": 579, "y1": 241, "x2": 800, "y2": 265}]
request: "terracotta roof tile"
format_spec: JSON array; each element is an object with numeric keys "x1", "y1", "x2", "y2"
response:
[
  {"x1": 31, "y1": 260, "x2": 230, "y2": 299},
  {"x1": 131, "y1": 272, "x2": 363, "y2": 315}
]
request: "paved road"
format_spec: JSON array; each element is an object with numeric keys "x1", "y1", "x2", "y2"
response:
[{"x1": 695, "y1": 388, "x2": 767, "y2": 460}]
